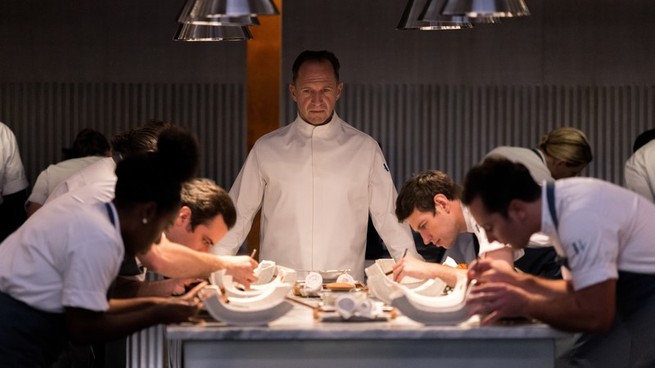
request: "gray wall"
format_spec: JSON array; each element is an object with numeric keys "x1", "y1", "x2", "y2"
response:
[
  {"x1": 282, "y1": 0, "x2": 655, "y2": 184},
  {"x1": 0, "y1": 0, "x2": 247, "y2": 188},
  {"x1": 3, "y1": 0, "x2": 655, "y2": 187}
]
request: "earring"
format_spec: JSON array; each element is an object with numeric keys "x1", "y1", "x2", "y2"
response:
[{"x1": 142, "y1": 218, "x2": 148, "y2": 225}]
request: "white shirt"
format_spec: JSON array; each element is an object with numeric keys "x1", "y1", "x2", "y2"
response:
[
  {"x1": 624, "y1": 140, "x2": 655, "y2": 203},
  {"x1": 0, "y1": 122, "x2": 29, "y2": 205},
  {"x1": 541, "y1": 178, "x2": 655, "y2": 290},
  {"x1": 27, "y1": 156, "x2": 107, "y2": 205},
  {"x1": 0, "y1": 199, "x2": 123, "y2": 313},
  {"x1": 485, "y1": 146, "x2": 552, "y2": 184},
  {"x1": 213, "y1": 114, "x2": 419, "y2": 280},
  {"x1": 45, "y1": 157, "x2": 117, "y2": 205}
]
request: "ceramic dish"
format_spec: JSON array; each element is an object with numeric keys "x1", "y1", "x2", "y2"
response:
[
  {"x1": 366, "y1": 258, "x2": 424, "y2": 286},
  {"x1": 389, "y1": 292, "x2": 470, "y2": 326},
  {"x1": 202, "y1": 295, "x2": 293, "y2": 326},
  {"x1": 253, "y1": 260, "x2": 277, "y2": 285},
  {"x1": 211, "y1": 264, "x2": 297, "y2": 298},
  {"x1": 222, "y1": 284, "x2": 291, "y2": 309},
  {"x1": 389, "y1": 275, "x2": 471, "y2": 326}
]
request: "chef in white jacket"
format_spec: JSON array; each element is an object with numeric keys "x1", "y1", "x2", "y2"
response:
[{"x1": 213, "y1": 50, "x2": 420, "y2": 280}]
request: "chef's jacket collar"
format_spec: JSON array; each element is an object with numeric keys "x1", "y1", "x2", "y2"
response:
[{"x1": 293, "y1": 113, "x2": 342, "y2": 139}]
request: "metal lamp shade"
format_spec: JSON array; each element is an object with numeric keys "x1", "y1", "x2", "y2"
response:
[
  {"x1": 442, "y1": 0, "x2": 530, "y2": 18},
  {"x1": 186, "y1": 0, "x2": 278, "y2": 18},
  {"x1": 173, "y1": 24, "x2": 253, "y2": 41},
  {"x1": 398, "y1": 0, "x2": 473, "y2": 30}
]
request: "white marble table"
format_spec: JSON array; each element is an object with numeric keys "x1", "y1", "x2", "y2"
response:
[{"x1": 167, "y1": 299, "x2": 570, "y2": 368}]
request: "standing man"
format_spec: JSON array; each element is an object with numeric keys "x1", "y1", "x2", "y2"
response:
[
  {"x1": 213, "y1": 50, "x2": 420, "y2": 280},
  {"x1": 462, "y1": 157, "x2": 655, "y2": 367}
]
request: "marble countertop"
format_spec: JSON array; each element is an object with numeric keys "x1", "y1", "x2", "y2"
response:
[{"x1": 167, "y1": 297, "x2": 569, "y2": 341}]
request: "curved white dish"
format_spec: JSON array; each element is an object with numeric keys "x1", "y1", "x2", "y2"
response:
[
  {"x1": 408, "y1": 278, "x2": 447, "y2": 297},
  {"x1": 210, "y1": 263, "x2": 298, "y2": 293},
  {"x1": 365, "y1": 258, "x2": 424, "y2": 286},
  {"x1": 365, "y1": 261, "x2": 448, "y2": 303},
  {"x1": 390, "y1": 292, "x2": 471, "y2": 326},
  {"x1": 398, "y1": 274, "x2": 468, "y2": 312},
  {"x1": 275, "y1": 265, "x2": 298, "y2": 285},
  {"x1": 202, "y1": 292, "x2": 293, "y2": 326},
  {"x1": 253, "y1": 260, "x2": 277, "y2": 285},
  {"x1": 224, "y1": 283, "x2": 291, "y2": 309},
  {"x1": 390, "y1": 275, "x2": 471, "y2": 326},
  {"x1": 222, "y1": 274, "x2": 270, "y2": 297},
  {"x1": 366, "y1": 273, "x2": 401, "y2": 305}
]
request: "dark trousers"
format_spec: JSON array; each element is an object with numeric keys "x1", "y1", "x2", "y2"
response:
[
  {"x1": 557, "y1": 271, "x2": 655, "y2": 368},
  {"x1": 0, "y1": 291, "x2": 67, "y2": 368}
]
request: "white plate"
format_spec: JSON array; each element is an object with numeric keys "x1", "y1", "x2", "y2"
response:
[
  {"x1": 224, "y1": 284, "x2": 291, "y2": 309},
  {"x1": 319, "y1": 269, "x2": 351, "y2": 281},
  {"x1": 389, "y1": 275, "x2": 471, "y2": 326},
  {"x1": 253, "y1": 260, "x2": 277, "y2": 285},
  {"x1": 390, "y1": 292, "x2": 471, "y2": 326},
  {"x1": 202, "y1": 294, "x2": 293, "y2": 326}
]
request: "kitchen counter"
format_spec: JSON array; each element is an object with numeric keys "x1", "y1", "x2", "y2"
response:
[{"x1": 167, "y1": 297, "x2": 570, "y2": 368}]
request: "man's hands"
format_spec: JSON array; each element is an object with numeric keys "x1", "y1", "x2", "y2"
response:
[
  {"x1": 466, "y1": 258, "x2": 533, "y2": 325},
  {"x1": 392, "y1": 257, "x2": 464, "y2": 287},
  {"x1": 222, "y1": 255, "x2": 259, "y2": 288}
]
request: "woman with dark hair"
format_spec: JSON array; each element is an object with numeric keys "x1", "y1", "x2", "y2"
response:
[{"x1": 0, "y1": 127, "x2": 202, "y2": 367}]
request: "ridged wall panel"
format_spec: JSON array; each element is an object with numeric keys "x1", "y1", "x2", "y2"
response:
[
  {"x1": 0, "y1": 82, "x2": 246, "y2": 190},
  {"x1": 285, "y1": 84, "x2": 655, "y2": 185}
]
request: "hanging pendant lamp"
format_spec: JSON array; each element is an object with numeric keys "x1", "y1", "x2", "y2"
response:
[
  {"x1": 398, "y1": 0, "x2": 473, "y2": 30},
  {"x1": 173, "y1": 24, "x2": 253, "y2": 41},
  {"x1": 442, "y1": 0, "x2": 529, "y2": 18}
]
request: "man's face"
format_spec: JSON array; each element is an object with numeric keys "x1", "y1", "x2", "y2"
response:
[
  {"x1": 406, "y1": 207, "x2": 459, "y2": 249},
  {"x1": 467, "y1": 196, "x2": 531, "y2": 249},
  {"x1": 168, "y1": 210, "x2": 228, "y2": 253},
  {"x1": 289, "y1": 60, "x2": 343, "y2": 126}
]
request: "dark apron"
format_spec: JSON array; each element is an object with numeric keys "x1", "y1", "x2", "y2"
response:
[{"x1": 0, "y1": 291, "x2": 68, "y2": 367}]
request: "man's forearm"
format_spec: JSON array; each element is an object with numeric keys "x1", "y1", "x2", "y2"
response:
[
  {"x1": 139, "y1": 240, "x2": 225, "y2": 278},
  {"x1": 519, "y1": 277, "x2": 616, "y2": 332}
]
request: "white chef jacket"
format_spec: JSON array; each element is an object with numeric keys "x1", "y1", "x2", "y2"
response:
[
  {"x1": 541, "y1": 178, "x2": 655, "y2": 290},
  {"x1": 0, "y1": 122, "x2": 29, "y2": 205},
  {"x1": 624, "y1": 139, "x2": 655, "y2": 203},
  {"x1": 27, "y1": 155, "x2": 106, "y2": 205},
  {"x1": 213, "y1": 114, "x2": 419, "y2": 280},
  {"x1": 0, "y1": 198, "x2": 123, "y2": 313}
]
